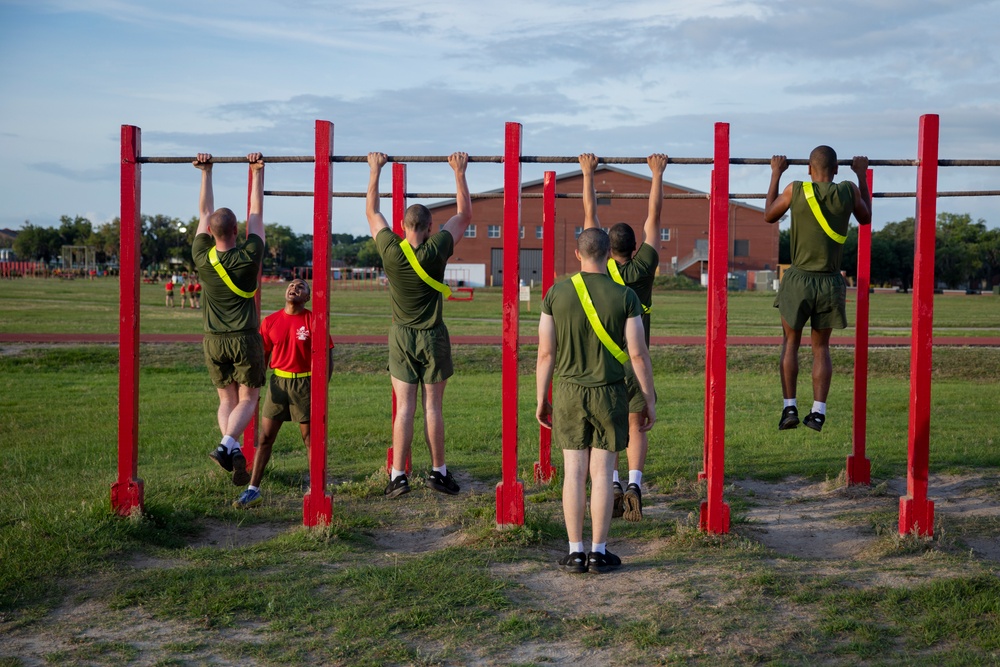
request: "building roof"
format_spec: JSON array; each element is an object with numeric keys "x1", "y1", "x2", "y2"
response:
[{"x1": 426, "y1": 164, "x2": 766, "y2": 213}]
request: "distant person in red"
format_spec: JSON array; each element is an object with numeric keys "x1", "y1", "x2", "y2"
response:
[
  {"x1": 180, "y1": 281, "x2": 189, "y2": 308},
  {"x1": 233, "y1": 278, "x2": 333, "y2": 508},
  {"x1": 192, "y1": 280, "x2": 202, "y2": 309},
  {"x1": 165, "y1": 280, "x2": 174, "y2": 307}
]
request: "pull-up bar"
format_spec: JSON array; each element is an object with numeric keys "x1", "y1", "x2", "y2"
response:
[
  {"x1": 263, "y1": 189, "x2": 1000, "y2": 200},
  {"x1": 138, "y1": 155, "x2": 1000, "y2": 167}
]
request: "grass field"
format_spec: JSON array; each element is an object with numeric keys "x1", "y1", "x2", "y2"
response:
[{"x1": 1, "y1": 278, "x2": 998, "y2": 665}]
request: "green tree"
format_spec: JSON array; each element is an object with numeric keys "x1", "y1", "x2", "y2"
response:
[
  {"x1": 58, "y1": 215, "x2": 93, "y2": 246},
  {"x1": 140, "y1": 214, "x2": 187, "y2": 271},
  {"x1": 12, "y1": 222, "x2": 61, "y2": 262},
  {"x1": 356, "y1": 238, "x2": 382, "y2": 268},
  {"x1": 86, "y1": 219, "x2": 121, "y2": 264},
  {"x1": 263, "y1": 223, "x2": 306, "y2": 272},
  {"x1": 778, "y1": 228, "x2": 790, "y2": 264},
  {"x1": 935, "y1": 212, "x2": 986, "y2": 289}
]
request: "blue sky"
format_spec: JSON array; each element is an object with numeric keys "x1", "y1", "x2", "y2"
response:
[{"x1": 1, "y1": 0, "x2": 998, "y2": 238}]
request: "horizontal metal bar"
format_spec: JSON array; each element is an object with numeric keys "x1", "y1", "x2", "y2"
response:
[
  {"x1": 264, "y1": 189, "x2": 1000, "y2": 200},
  {"x1": 141, "y1": 155, "x2": 1000, "y2": 167},
  {"x1": 138, "y1": 156, "x2": 315, "y2": 164}
]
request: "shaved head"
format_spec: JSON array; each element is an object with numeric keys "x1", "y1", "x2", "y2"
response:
[
  {"x1": 809, "y1": 146, "x2": 838, "y2": 178},
  {"x1": 208, "y1": 207, "x2": 238, "y2": 239},
  {"x1": 577, "y1": 227, "x2": 610, "y2": 261}
]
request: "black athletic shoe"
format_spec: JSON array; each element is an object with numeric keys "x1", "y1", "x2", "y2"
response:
[
  {"x1": 385, "y1": 474, "x2": 411, "y2": 498},
  {"x1": 559, "y1": 552, "x2": 589, "y2": 574},
  {"x1": 209, "y1": 446, "x2": 234, "y2": 472},
  {"x1": 623, "y1": 483, "x2": 643, "y2": 522},
  {"x1": 778, "y1": 406, "x2": 800, "y2": 431},
  {"x1": 612, "y1": 481, "x2": 625, "y2": 519},
  {"x1": 426, "y1": 470, "x2": 460, "y2": 495},
  {"x1": 804, "y1": 412, "x2": 825, "y2": 432},
  {"x1": 587, "y1": 550, "x2": 622, "y2": 573},
  {"x1": 230, "y1": 448, "x2": 250, "y2": 486}
]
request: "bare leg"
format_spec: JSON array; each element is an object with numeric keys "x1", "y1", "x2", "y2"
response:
[
  {"x1": 219, "y1": 383, "x2": 261, "y2": 442},
  {"x1": 390, "y1": 376, "x2": 418, "y2": 472},
  {"x1": 421, "y1": 380, "x2": 447, "y2": 467},
  {"x1": 810, "y1": 327, "x2": 833, "y2": 402},
  {"x1": 562, "y1": 449, "x2": 590, "y2": 545},
  {"x1": 216, "y1": 383, "x2": 239, "y2": 436},
  {"x1": 589, "y1": 448, "x2": 617, "y2": 546},
  {"x1": 779, "y1": 318, "x2": 803, "y2": 400},
  {"x1": 250, "y1": 416, "x2": 282, "y2": 488},
  {"x1": 625, "y1": 414, "x2": 648, "y2": 472}
]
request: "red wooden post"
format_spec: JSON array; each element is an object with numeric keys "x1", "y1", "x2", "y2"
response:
[
  {"x1": 111, "y1": 124, "x2": 144, "y2": 515},
  {"x1": 241, "y1": 165, "x2": 261, "y2": 468},
  {"x1": 387, "y1": 163, "x2": 412, "y2": 475},
  {"x1": 698, "y1": 170, "x2": 716, "y2": 482},
  {"x1": 899, "y1": 114, "x2": 939, "y2": 537},
  {"x1": 699, "y1": 123, "x2": 731, "y2": 534},
  {"x1": 303, "y1": 119, "x2": 334, "y2": 526},
  {"x1": 534, "y1": 171, "x2": 556, "y2": 483},
  {"x1": 847, "y1": 169, "x2": 874, "y2": 485},
  {"x1": 496, "y1": 122, "x2": 525, "y2": 526}
]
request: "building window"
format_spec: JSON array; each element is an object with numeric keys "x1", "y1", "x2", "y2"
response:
[
  {"x1": 464, "y1": 225, "x2": 476, "y2": 238},
  {"x1": 535, "y1": 226, "x2": 543, "y2": 239},
  {"x1": 520, "y1": 226, "x2": 525, "y2": 239},
  {"x1": 597, "y1": 192, "x2": 612, "y2": 206},
  {"x1": 734, "y1": 239, "x2": 750, "y2": 257},
  {"x1": 488, "y1": 225, "x2": 501, "y2": 238},
  {"x1": 660, "y1": 228, "x2": 671, "y2": 242},
  {"x1": 574, "y1": 226, "x2": 583, "y2": 239}
]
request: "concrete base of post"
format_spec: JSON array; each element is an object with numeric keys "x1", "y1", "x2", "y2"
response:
[{"x1": 899, "y1": 496, "x2": 935, "y2": 537}]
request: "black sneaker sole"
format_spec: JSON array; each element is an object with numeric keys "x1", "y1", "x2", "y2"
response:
[
  {"x1": 231, "y1": 452, "x2": 250, "y2": 486},
  {"x1": 778, "y1": 416, "x2": 800, "y2": 430},
  {"x1": 385, "y1": 484, "x2": 411, "y2": 498},
  {"x1": 587, "y1": 553, "x2": 622, "y2": 573},
  {"x1": 559, "y1": 553, "x2": 588, "y2": 574},
  {"x1": 427, "y1": 481, "x2": 460, "y2": 495},
  {"x1": 623, "y1": 493, "x2": 642, "y2": 522},
  {"x1": 209, "y1": 450, "x2": 234, "y2": 472},
  {"x1": 804, "y1": 419, "x2": 823, "y2": 432}
]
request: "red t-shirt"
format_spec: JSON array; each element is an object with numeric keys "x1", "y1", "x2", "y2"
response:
[
  {"x1": 165, "y1": 282, "x2": 174, "y2": 293},
  {"x1": 180, "y1": 285, "x2": 187, "y2": 295},
  {"x1": 194, "y1": 283, "x2": 202, "y2": 293},
  {"x1": 260, "y1": 308, "x2": 334, "y2": 374}
]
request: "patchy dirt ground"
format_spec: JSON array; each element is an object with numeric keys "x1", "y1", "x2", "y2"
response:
[{"x1": 3, "y1": 473, "x2": 999, "y2": 666}]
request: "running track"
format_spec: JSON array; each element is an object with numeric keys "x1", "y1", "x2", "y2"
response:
[{"x1": 2, "y1": 333, "x2": 998, "y2": 347}]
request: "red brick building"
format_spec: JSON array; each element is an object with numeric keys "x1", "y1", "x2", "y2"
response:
[{"x1": 428, "y1": 165, "x2": 778, "y2": 287}]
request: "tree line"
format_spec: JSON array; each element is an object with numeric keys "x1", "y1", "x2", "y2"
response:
[
  {"x1": 779, "y1": 212, "x2": 1000, "y2": 290},
  {"x1": 5, "y1": 215, "x2": 382, "y2": 274}
]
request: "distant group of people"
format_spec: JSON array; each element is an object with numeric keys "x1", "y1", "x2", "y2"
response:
[
  {"x1": 164, "y1": 277, "x2": 202, "y2": 309},
  {"x1": 188, "y1": 142, "x2": 871, "y2": 573}
]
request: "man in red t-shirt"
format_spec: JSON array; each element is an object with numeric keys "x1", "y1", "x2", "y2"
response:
[
  {"x1": 165, "y1": 280, "x2": 174, "y2": 307},
  {"x1": 192, "y1": 280, "x2": 202, "y2": 309},
  {"x1": 234, "y1": 278, "x2": 333, "y2": 508},
  {"x1": 179, "y1": 282, "x2": 189, "y2": 308}
]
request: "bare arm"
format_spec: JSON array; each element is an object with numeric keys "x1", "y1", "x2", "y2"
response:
[
  {"x1": 365, "y1": 152, "x2": 389, "y2": 238},
  {"x1": 851, "y1": 156, "x2": 872, "y2": 226},
  {"x1": 625, "y1": 316, "x2": 656, "y2": 432},
  {"x1": 642, "y1": 153, "x2": 667, "y2": 245},
  {"x1": 193, "y1": 153, "x2": 213, "y2": 235},
  {"x1": 763, "y1": 155, "x2": 792, "y2": 223},
  {"x1": 247, "y1": 152, "x2": 265, "y2": 243},
  {"x1": 579, "y1": 153, "x2": 600, "y2": 229},
  {"x1": 440, "y1": 152, "x2": 473, "y2": 242},
  {"x1": 535, "y1": 313, "x2": 556, "y2": 429}
]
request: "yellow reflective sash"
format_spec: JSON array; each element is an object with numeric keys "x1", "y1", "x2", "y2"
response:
[
  {"x1": 606, "y1": 259, "x2": 651, "y2": 315},
  {"x1": 571, "y1": 273, "x2": 629, "y2": 364},
  {"x1": 399, "y1": 239, "x2": 452, "y2": 299},
  {"x1": 208, "y1": 247, "x2": 258, "y2": 298},
  {"x1": 801, "y1": 182, "x2": 847, "y2": 245},
  {"x1": 273, "y1": 369, "x2": 311, "y2": 379}
]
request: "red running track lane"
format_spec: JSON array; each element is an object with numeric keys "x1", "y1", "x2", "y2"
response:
[{"x1": 1, "y1": 333, "x2": 998, "y2": 347}]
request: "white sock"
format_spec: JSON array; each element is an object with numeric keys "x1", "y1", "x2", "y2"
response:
[
  {"x1": 390, "y1": 468, "x2": 406, "y2": 481},
  {"x1": 612, "y1": 470, "x2": 620, "y2": 484},
  {"x1": 784, "y1": 398, "x2": 797, "y2": 409},
  {"x1": 248, "y1": 485, "x2": 259, "y2": 493},
  {"x1": 569, "y1": 541, "x2": 585, "y2": 554},
  {"x1": 433, "y1": 464, "x2": 447, "y2": 477},
  {"x1": 221, "y1": 435, "x2": 239, "y2": 452},
  {"x1": 591, "y1": 542, "x2": 606, "y2": 555},
  {"x1": 812, "y1": 401, "x2": 827, "y2": 415},
  {"x1": 628, "y1": 470, "x2": 642, "y2": 488}
]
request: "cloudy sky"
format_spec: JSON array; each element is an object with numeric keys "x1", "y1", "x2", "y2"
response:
[{"x1": 1, "y1": 0, "x2": 998, "y2": 238}]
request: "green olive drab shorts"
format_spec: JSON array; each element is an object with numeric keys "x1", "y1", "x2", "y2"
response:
[
  {"x1": 203, "y1": 330, "x2": 266, "y2": 389},
  {"x1": 388, "y1": 322, "x2": 454, "y2": 385},
  {"x1": 262, "y1": 374, "x2": 311, "y2": 423},
  {"x1": 774, "y1": 266, "x2": 847, "y2": 331},
  {"x1": 553, "y1": 380, "x2": 629, "y2": 453}
]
